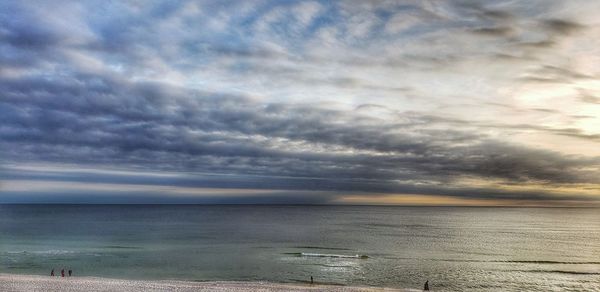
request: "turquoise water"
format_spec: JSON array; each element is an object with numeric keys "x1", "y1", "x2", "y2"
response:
[{"x1": 1, "y1": 205, "x2": 599, "y2": 291}]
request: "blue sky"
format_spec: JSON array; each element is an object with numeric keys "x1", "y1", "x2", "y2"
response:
[{"x1": 1, "y1": 0, "x2": 600, "y2": 205}]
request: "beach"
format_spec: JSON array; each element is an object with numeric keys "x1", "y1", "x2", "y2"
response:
[{"x1": 0, "y1": 274, "x2": 411, "y2": 292}]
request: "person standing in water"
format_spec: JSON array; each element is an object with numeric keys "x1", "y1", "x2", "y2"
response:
[
  {"x1": 50, "y1": 269, "x2": 54, "y2": 277},
  {"x1": 310, "y1": 276, "x2": 313, "y2": 284},
  {"x1": 424, "y1": 280, "x2": 430, "y2": 291},
  {"x1": 68, "y1": 269, "x2": 72, "y2": 277},
  {"x1": 61, "y1": 269, "x2": 65, "y2": 277}
]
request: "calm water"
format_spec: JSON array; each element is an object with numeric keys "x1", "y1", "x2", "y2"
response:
[{"x1": 1, "y1": 205, "x2": 599, "y2": 291}]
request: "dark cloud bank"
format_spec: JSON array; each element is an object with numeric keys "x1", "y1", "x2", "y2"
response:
[{"x1": 1, "y1": 71, "x2": 598, "y2": 203}]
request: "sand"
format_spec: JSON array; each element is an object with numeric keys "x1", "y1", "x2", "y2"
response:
[{"x1": 0, "y1": 274, "x2": 416, "y2": 292}]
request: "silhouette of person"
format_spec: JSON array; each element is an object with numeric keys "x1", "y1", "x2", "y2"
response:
[
  {"x1": 68, "y1": 269, "x2": 72, "y2": 277},
  {"x1": 310, "y1": 276, "x2": 313, "y2": 284},
  {"x1": 61, "y1": 269, "x2": 65, "y2": 277},
  {"x1": 424, "y1": 280, "x2": 429, "y2": 291},
  {"x1": 50, "y1": 269, "x2": 54, "y2": 277}
]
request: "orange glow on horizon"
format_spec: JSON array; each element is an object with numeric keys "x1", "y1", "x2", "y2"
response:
[{"x1": 334, "y1": 194, "x2": 600, "y2": 207}]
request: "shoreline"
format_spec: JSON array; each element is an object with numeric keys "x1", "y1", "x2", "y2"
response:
[{"x1": 0, "y1": 273, "x2": 415, "y2": 291}]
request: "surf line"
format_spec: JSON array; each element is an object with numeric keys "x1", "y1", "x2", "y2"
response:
[{"x1": 300, "y1": 252, "x2": 369, "y2": 259}]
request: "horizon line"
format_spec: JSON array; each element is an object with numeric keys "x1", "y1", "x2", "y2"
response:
[{"x1": 1, "y1": 203, "x2": 599, "y2": 208}]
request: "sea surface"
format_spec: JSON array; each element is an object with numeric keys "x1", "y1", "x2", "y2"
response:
[{"x1": 1, "y1": 205, "x2": 599, "y2": 291}]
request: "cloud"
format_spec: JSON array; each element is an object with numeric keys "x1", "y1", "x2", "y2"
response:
[
  {"x1": 1, "y1": 0, "x2": 599, "y2": 204},
  {"x1": 1, "y1": 72, "x2": 599, "y2": 201},
  {"x1": 470, "y1": 26, "x2": 515, "y2": 37},
  {"x1": 519, "y1": 65, "x2": 592, "y2": 84},
  {"x1": 541, "y1": 19, "x2": 585, "y2": 36},
  {"x1": 576, "y1": 89, "x2": 600, "y2": 104}
]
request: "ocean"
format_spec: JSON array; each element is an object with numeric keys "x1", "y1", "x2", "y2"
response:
[{"x1": 1, "y1": 205, "x2": 599, "y2": 291}]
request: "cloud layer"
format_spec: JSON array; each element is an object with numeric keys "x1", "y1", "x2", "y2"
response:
[{"x1": 1, "y1": 0, "x2": 599, "y2": 204}]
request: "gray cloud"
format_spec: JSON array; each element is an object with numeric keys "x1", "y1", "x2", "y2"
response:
[
  {"x1": 576, "y1": 90, "x2": 600, "y2": 104},
  {"x1": 541, "y1": 19, "x2": 585, "y2": 36},
  {"x1": 1, "y1": 72, "x2": 598, "y2": 199},
  {"x1": 470, "y1": 26, "x2": 515, "y2": 37},
  {"x1": 519, "y1": 65, "x2": 592, "y2": 84}
]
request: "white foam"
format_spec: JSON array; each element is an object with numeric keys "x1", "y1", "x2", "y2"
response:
[
  {"x1": 300, "y1": 253, "x2": 368, "y2": 259},
  {"x1": 5, "y1": 250, "x2": 77, "y2": 255}
]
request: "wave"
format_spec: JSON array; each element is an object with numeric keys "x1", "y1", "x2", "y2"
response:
[
  {"x1": 289, "y1": 278, "x2": 345, "y2": 286},
  {"x1": 463, "y1": 259, "x2": 600, "y2": 265},
  {"x1": 514, "y1": 270, "x2": 600, "y2": 275},
  {"x1": 4, "y1": 250, "x2": 77, "y2": 255},
  {"x1": 381, "y1": 257, "x2": 600, "y2": 265},
  {"x1": 293, "y1": 246, "x2": 351, "y2": 251},
  {"x1": 286, "y1": 252, "x2": 368, "y2": 259},
  {"x1": 102, "y1": 245, "x2": 141, "y2": 249},
  {"x1": 494, "y1": 260, "x2": 600, "y2": 265}
]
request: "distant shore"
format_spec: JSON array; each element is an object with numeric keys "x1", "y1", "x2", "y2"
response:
[{"x1": 0, "y1": 273, "x2": 413, "y2": 291}]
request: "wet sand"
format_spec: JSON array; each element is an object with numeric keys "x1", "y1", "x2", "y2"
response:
[{"x1": 0, "y1": 274, "x2": 415, "y2": 291}]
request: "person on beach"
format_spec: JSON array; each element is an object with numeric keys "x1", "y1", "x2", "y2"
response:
[
  {"x1": 50, "y1": 269, "x2": 54, "y2": 277},
  {"x1": 68, "y1": 269, "x2": 72, "y2": 277},
  {"x1": 424, "y1": 280, "x2": 429, "y2": 291},
  {"x1": 61, "y1": 269, "x2": 65, "y2": 277},
  {"x1": 310, "y1": 276, "x2": 313, "y2": 284}
]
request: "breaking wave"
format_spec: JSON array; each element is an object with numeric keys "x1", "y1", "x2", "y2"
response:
[{"x1": 285, "y1": 252, "x2": 368, "y2": 259}]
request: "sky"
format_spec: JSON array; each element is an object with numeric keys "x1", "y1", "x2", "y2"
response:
[{"x1": 1, "y1": 0, "x2": 600, "y2": 205}]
